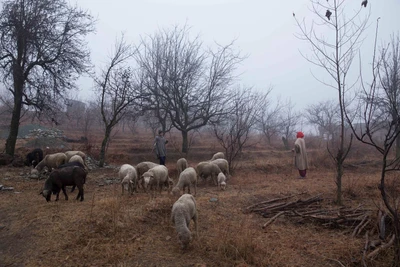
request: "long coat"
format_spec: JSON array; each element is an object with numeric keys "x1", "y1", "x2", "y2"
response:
[{"x1": 294, "y1": 138, "x2": 308, "y2": 170}]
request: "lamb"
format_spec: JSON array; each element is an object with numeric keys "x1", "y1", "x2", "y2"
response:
[
  {"x1": 211, "y1": 152, "x2": 225, "y2": 161},
  {"x1": 64, "y1": 151, "x2": 88, "y2": 169},
  {"x1": 119, "y1": 164, "x2": 138, "y2": 195},
  {"x1": 135, "y1": 161, "x2": 159, "y2": 191},
  {"x1": 217, "y1": 172, "x2": 227, "y2": 190},
  {"x1": 40, "y1": 166, "x2": 86, "y2": 202},
  {"x1": 32, "y1": 152, "x2": 67, "y2": 174},
  {"x1": 176, "y1": 158, "x2": 188, "y2": 177},
  {"x1": 172, "y1": 167, "x2": 197, "y2": 196},
  {"x1": 25, "y1": 148, "x2": 43, "y2": 167},
  {"x1": 171, "y1": 194, "x2": 198, "y2": 250},
  {"x1": 211, "y1": 158, "x2": 230, "y2": 177},
  {"x1": 142, "y1": 165, "x2": 171, "y2": 196},
  {"x1": 195, "y1": 161, "x2": 222, "y2": 185}
]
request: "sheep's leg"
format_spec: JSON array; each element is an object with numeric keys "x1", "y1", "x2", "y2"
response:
[
  {"x1": 193, "y1": 213, "x2": 199, "y2": 238},
  {"x1": 61, "y1": 186, "x2": 69, "y2": 200},
  {"x1": 121, "y1": 184, "x2": 124, "y2": 195},
  {"x1": 187, "y1": 185, "x2": 190, "y2": 194},
  {"x1": 194, "y1": 181, "x2": 197, "y2": 196},
  {"x1": 76, "y1": 186, "x2": 84, "y2": 201}
]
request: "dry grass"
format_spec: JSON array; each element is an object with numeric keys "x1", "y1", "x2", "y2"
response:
[{"x1": 0, "y1": 126, "x2": 396, "y2": 267}]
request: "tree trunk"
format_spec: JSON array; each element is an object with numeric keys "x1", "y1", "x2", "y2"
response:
[
  {"x1": 335, "y1": 156, "x2": 343, "y2": 205},
  {"x1": 282, "y1": 136, "x2": 289, "y2": 150},
  {"x1": 5, "y1": 78, "x2": 24, "y2": 156},
  {"x1": 182, "y1": 130, "x2": 188, "y2": 153},
  {"x1": 396, "y1": 133, "x2": 400, "y2": 158},
  {"x1": 99, "y1": 126, "x2": 112, "y2": 167}
]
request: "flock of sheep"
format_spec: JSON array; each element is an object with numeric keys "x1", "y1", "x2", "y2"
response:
[
  {"x1": 118, "y1": 151, "x2": 229, "y2": 249},
  {"x1": 26, "y1": 149, "x2": 229, "y2": 250}
]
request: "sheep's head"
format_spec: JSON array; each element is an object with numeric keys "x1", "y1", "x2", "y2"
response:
[
  {"x1": 142, "y1": 172, "x2": 153, "y2": 189},
  {"x1": 220, "y1": 181, "x2": 227, "y2": 190},
  {"x1": 171, "y1": 187, "x2": 181, "y2": 196},
  {"x1": 40, "y1": 189, "x2": 51, "y2": 202},
  {"x1": 178, "y1": 231, "x2": 192, "y2": 250}
]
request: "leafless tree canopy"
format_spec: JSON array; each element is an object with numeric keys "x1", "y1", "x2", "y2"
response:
[
  {"x1": 213, "y1": 87, "x2": 267, "y2": 171},
  {"x1": 306, "y1": 100, "x2": 340, "y2": 144},
  {"x1": 346, "y1": 30, "x2": 400, "y2": 265},
  {"x1": 94, "y1": 36, "x2": 143, "y2": 167},
  {"x1": 279, "y1": 99, "x2": 300, "y2": 150},
  {"x1": 0, "y1": 0, "x2": 95, "y2": 155},
  {"x1": 294, "y1": 0, "x2": 369, "y2": 205},
  {"x1": 134, "y1": 25, "x2": 245, "y2": 153},
  {"x1": 257, "y1": 94, "x2": 284, "y2": 146}
]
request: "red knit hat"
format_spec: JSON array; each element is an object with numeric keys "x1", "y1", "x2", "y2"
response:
[{"x1": 296, "y1": 131, "x2": 304, "y2": 138}]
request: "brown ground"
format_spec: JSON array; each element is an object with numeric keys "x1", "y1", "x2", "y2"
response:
[{"x1": 0, "y1": 127, "x2": 395, "y2": 267}]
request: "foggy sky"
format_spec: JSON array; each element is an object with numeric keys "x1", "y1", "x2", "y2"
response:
[{"x1": 72, "y1": 0, "x2": 400, "y2": 112}]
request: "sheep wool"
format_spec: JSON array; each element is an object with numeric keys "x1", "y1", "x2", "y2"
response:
[
  {"x1": 171, "y1": 194, "x2": 198, "y2": 250},
  {"x1": 172, "y1": 167, "x2": 197, "y2": 196}
]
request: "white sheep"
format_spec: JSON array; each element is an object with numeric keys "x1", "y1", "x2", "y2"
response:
[
  {"x1": 176, "y1": 158, "x2": 188, "y2": 177},
  {"x1": 31, "y1": 152, "x2": 67, "y2": 174},
  {"x1": 211, "y1": 152, "x2": 225, "y2": 161},
  {"x1": 142, "y1": 165, "x2": 171, "y2": 196},
  {"x1": 195, "y1": 161, "x2": 222, "y2": 185},
  {"x1": 68, "y1": 155, "x2": 87, "y2": 171},
  {"x1": 171, "y1": 194, "x2": 198, "y2": 250},
  {"x1": 119, "y1": 164, "x2": 138, "y2": 195},
  {"x1": 135, "y1": 161, "x2": 159, "y2": 191},
  {"x1": 64, "y1": 151, "x2": 88, "y2": 169},
  {"x1": 217, "y1": 172, "x2": 227, "y2": 190},
  {"x1": 211, "y1": 158, "x2": 230, "y2": 177},
  {"x1": 172, "y1": 167, "x2": 197, "y2": 196}
]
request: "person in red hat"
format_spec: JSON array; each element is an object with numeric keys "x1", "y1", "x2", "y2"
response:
[{"x1": 293, "y1": 131, "x2": 308, "y2": 178}]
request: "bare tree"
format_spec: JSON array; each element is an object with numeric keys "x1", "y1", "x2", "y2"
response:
[
  {"x1": 0, "y1": 0, "x2": 95, "y2": 156},
  {"x1": 81, "y1": 100, "x2": 99, "y2": 141},
  {"x1": 294, "y1": 0, "x2": 369, "y2": 204},
  {"x1": 94, "y1": 36, "x2": 142, "y2": 167},
  {"x1": 347, "y1": 28, "x2": 400, "y2": 265},
  {"x1": 306, "y1": 100, "x2": 340, "y2": 145},
  {"x1": 257, "y1": 91, "x2": 284, "y2": 146},
  {"x1": 212, "y1": 87, "x2": 267, "y2": 171},
  {"x1": 135, "y1": 25, "x2": 245, "y2": 153},
  {"x1": 378, "y1": 34, "x2": 400, "y2": 158},
  {"x1": 279, "y1": 99, "x2": 300, "y2": 150}
]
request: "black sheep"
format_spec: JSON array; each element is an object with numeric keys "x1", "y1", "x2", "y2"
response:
[
  {"x1": 40, "y1": 166, "x2": 86, "y2": 202},
  {"x1": 57, "y1": 161, "x2": 87, "y2": 192},
  {"x1": 25, "y1": 148, "x2": 44, "y2": 167}
]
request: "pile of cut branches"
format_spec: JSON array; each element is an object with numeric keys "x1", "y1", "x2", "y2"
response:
[
  {"x1": 244, "y1": 194, "x2": 373, "y2": 233},
  {"x1": 245, "y1": 194, "x2": 397, "y2": 264}
]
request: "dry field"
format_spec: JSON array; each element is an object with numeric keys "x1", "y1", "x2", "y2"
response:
[{"x1": 0, "y1": 126, "x2": 394, "y2": 267}]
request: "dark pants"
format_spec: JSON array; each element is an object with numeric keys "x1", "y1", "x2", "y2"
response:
[
  {"x1": 298, "y1": 169, "x2": 307, "y2": 178},
  {"x1": 159, "y1": 156, "x2": 166, "y2": 165}
]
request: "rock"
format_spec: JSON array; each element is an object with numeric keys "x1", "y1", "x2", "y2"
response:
[
  {"x1": 1, "y1": 187, "x2": 14, "y2": 191},
  {"x1": 0, "y1": 185, "x2": 3, "y2": 190},
  {"x1": 166, "y1": 236, "x2": 171, "y2": 241},
  {"x1": 209, "y1": 197, "x2": 218, "y2": 202}
]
